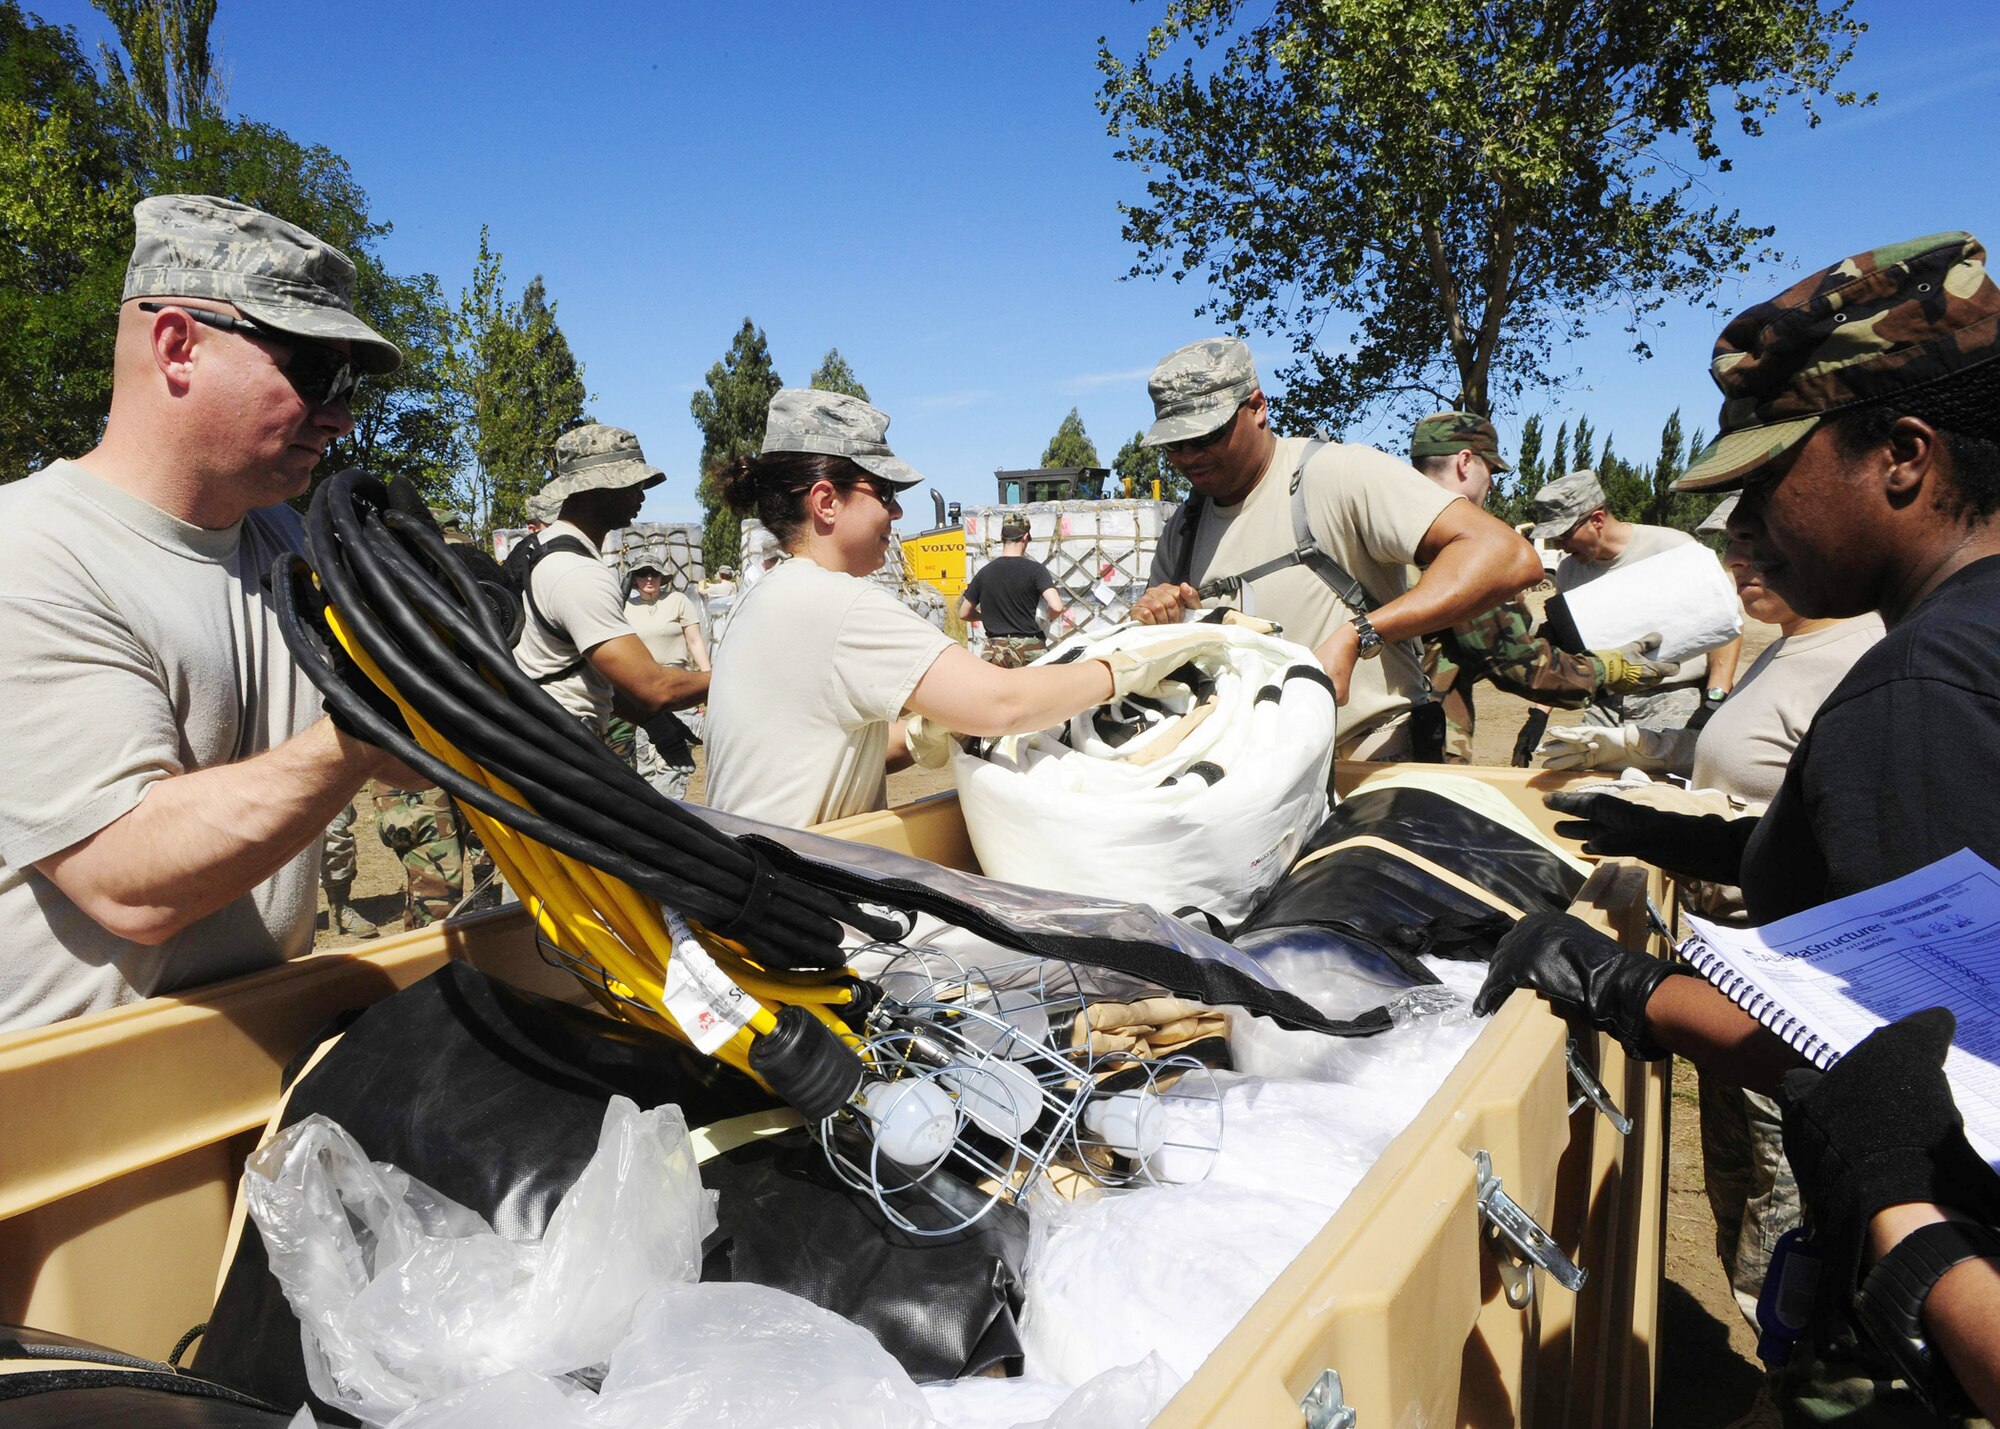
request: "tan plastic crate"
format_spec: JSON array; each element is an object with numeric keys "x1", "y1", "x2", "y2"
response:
[{"x1": 0, "y1": 767, "x2": 1665, "y2": 1428}]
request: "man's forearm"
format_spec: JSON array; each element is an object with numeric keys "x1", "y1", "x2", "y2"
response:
[
  {"x1": 35, "y1": 717, "x2": 383, "y2": 945},
  {"x1": 1370, "y1": 536, "x2": 1539, "y2": 646}
]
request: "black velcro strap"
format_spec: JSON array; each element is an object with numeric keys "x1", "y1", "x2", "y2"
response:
[
  {"x1": 1184, "y1": 761, "x2": 1225, "y2": 785},
  {"x1": 1283, "y1": 664, "x2": 1336, "y2": 697},
  {"x1": 1254, "y1": 684, "x2": 1282, "y2": 705},
  {"x1": 715, "y1": 847, "x2": 777, "y2": 937},
  {"x1": 1173, "y1": 906, "x2": 1227, "y2": 936},
  {"x1": 1050, "y1": 645, "x2": 1088, "y2": 664}
]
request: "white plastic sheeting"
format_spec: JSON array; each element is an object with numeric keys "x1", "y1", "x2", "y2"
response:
[
  {"x1": 1561, "y1": 540, "x2": 1743, "y2": 665},
  {"x1": 953, "y1": 623, "x2": 1336, "y2": 932},
  {"x1": 922, "y1": 1355, "x2": 1181, "y2": 1429}
]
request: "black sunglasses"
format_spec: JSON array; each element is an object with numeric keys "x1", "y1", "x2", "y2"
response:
[
  {"x1": 1164, "y1": 407, "x2": 1240, "y2": 455},
  {"x1": 138, "y1": 302, "x2": 362, "y2": 408}
]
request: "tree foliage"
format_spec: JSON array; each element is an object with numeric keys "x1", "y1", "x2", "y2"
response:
[
  {"x1": 447, "y1": 229, "x2": 589, "y2": 533},
  {"x1": 1098, "y1": 0, "x2": 1870, "y2": 430},
  {"x1": 808, "y1": 347, "x2": 869, "y2": 401},
  {"x1": 691, "y1": 318, "x2": 782, "y2": 571},
  {"x1": 93, "y1": 0, "x2": 220, "y2": 168},
  {"x1": 1111, "y1": 430, "x2": 1184, "y2": 501},
  {"x1": 1040, "y1": 407, "x2": 1100, "y2": 468}
]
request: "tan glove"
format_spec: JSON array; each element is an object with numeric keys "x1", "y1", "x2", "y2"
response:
[
  {"x1": 1594, "y1": 633, "x2": 1680, "y2": 694},
  {"x1": 1099, "y1": 628, "x2": 1231, "y2": 701},
  {"x1": 903, "y1": 714, "x2": 958, "y2": 769},
  {"x1": 1536, "y1": 723, "x2": 1690, "y2": 773}
]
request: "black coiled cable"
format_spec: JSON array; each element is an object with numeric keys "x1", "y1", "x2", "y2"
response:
[{"x1": 275, "y1": 469, "x2": 899, "y2": 969}]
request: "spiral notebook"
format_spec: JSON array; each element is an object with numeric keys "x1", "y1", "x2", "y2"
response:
[{"x1": 1680, "y1": 847, "x2": 2000, "y2": 1168}]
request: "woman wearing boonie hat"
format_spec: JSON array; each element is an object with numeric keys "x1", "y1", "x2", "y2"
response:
[{"x1": 702, "y1": 390, "x2": 1219, "y2": 827}]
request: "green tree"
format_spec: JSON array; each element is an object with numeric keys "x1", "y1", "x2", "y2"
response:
[
  {"x1": 691, "y1": 318, "x2": 782, "y2": 571},
  {"x1": 1112, "y1": 430, "x2": 1184, "y2": 501},
  {"x1": 1040, "y1": 407, "x2": 1099, "y2": 468},
  {"x1": 808, "y1": 347, "x2": 869, "y2": 401},
  {"x1": 92, "y1": 0, "x2": 220, "y2": 169},
  {"x1": 326, "y1": 268, "x2": 465, "y2": 501},
  {"x1": 1550, "y1": 420, "x2": 1570, "y2": 477},
  {"x1": 0, "y1": 2, "x2": 136, "y2": 477},
  {"x1": 1099, "y1": 0, "x2": 1868, "y2": 430},
  {"x1": 448, "y1": 230, "x2": 589, "y2": 534},
  {"x1": 1490, "y1": 411, "x2": 1544, "y2": 525},
  {"x1": 1571, "y1": 416, "x2": 1595, "y2": 479}
]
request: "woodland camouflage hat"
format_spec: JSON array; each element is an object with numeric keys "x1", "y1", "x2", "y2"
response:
[
  {"x1": 1678, "y1": 232, "x2": 2000, "y2": 491},
  {"x1": 1409, "y1": 411, "x2": 1512, "y2": 473},
  {"x1": 123, "y1": 194, "x2": 401, "y2": 374}
]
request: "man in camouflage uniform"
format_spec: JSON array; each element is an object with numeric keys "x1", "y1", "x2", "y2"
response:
[
  {"x1": 1408, "y1": 413, "x2": 1679, "y2": 762},
  {"x1": 319, "y1": 802, "x2": 378, "y2": 939},
  {"x1": 373, "y1": 787, "x2": 493, "y2": 929}
]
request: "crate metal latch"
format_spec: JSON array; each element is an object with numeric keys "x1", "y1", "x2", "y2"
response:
[
  {"x1": 1300, "y1": 1367, "x2": 1357, "y2": 1429},
  {"x1": 1474, "y1": 1149, "x2": 1586, "y2": 1308},
  {"x1": 1565, "y1": 1036, "x2": 1633, "y2": 1135}
]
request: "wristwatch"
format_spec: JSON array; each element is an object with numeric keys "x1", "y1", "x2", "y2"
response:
[
  {"x1": 1853, "y1": 1217, "x2": 2000, "y2": 1412},
  {"x1": 1705, "y1": 686, "x2": 1729, "y2": 703},
  {"x1": 1349, "y1": 613, "x2": 1384, "y2": 660}
]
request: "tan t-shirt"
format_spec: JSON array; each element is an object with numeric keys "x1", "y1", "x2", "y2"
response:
[
  {"x1": 0, "y1": 463, "x2": 325, "y2": 1030},
  {"x1": 1690, "y1": 614, "x2": 1885, "y2": 806},
  {"x1": 512, "y1": 521, "x2": 633, "y2": 727},
  {"x1": 627, "y1": 590, "x2": 703, "y2": 668},
  {"x1": 1178, "y1": 437, "x2": 1458, "y2": 740},
  {"x1": 1554, "y1": 523, "x2": 1715, "y2": 688},
  {"x1": 704, "y1": 558, "x2": 954, "y2": 827}
]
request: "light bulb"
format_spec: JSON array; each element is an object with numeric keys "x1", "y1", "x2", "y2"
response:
[
  {"x1": 960, "y1": 988, "x2": 1052, "y2": 1058},
  {"x1": 856, "y1": 1079, "x2": 955, "y2": 1170},
  {"x1": 942, "y1": 1058, "x2": 1045, "y2": 1142},
  {"x1": 1084, "y1": 1090, "x2": 1166, "y2": 1161}
]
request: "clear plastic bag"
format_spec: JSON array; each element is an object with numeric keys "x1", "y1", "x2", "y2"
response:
[
  {"x1": 921, "y1": 1353, "x2": 1179, "y2": 1429},
  {"x1": 244, "y1": 1096, "x2": 716, "y2": 1426}
]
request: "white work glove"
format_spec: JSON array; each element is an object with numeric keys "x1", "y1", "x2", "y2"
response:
[
  {"x1": 903, "y1": 714, "x2": 958, "y2": 770},
  {"x1": 1098, "y1": 628, "x2": 1232, "y2": 701},
  {"x1": 1536, "y1": 723, "x2": 1684, "y2": 773}
]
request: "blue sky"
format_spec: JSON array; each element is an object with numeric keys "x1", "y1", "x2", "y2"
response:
[{"x1": 43, "y1": 1, "x2": 2000, "y2": 524}]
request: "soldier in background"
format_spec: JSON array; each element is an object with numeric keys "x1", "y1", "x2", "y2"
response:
[
  {"x1": 373, "y1": 787, "x2": 494, "y2": 929},
  {"x1": 1408, "y1": 412, "x2": 1679, "y2": 762},
  {"x1": 319, "y1": 802, "x2": 378, "y2": 939}
]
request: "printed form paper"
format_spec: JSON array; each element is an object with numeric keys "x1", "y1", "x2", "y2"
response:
[{"x1": 1684, "y1": 847, "x2": 2000, "y2": 1168}]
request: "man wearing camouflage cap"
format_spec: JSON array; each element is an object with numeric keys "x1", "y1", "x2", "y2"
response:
[
  {"x1": 1480, "y1": 234, "x2": 2000, "y2": 1421},
  {"x1": 1532, "y1": 467, "x2": 1742, "y2": 727},
  {"x1": 512, "y1": 424, "x2": 709, "y2": 766},
  {"x1": 0, "y1": 194, "x2": 420, "y2": 1030},
  {"x1": 1407, "y1": 413, "x2": 1679, "y2": 762},
  {"x1": 1133, "y1": 339, "x2": 1543, "y2": 760}
]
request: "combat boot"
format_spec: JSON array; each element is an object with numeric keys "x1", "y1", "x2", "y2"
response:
[{"x1": 325, "y1": 881, "x2": 380, "y2": 940}]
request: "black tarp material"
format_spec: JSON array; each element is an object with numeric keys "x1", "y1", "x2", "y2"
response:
[{"x1": 193, "y1": 963, "x2": 1028, "y2": 1423}]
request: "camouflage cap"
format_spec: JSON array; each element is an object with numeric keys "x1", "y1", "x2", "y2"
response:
[
  {"x1": 1694, "y1": 493, "x2": 1739, "y2": 538},
  {"x1": 1678, "y1": 232, "x2": 2000, "y2": 492},
  {"x1": 761, "y1": 389, "x2": 922, "y2": 489},
  {"x1": 1141, "y1": 337, "x2": 1260, "y2": 446},
  {"x1": 536, "y1": 425, "x2": 666, "y2": 512},
  {"x1": 1000, "y1": 518, "x2": 1030, "y2": 541},
  {"x1": 525, "y1": 488, "x2": 562, "y2": 526},
  {"x1": 1409, "y1": 410, "x2": 1512, "y2": 473},
  {"x1": 426, "y1": 506, "x2": 471, "y2": 545},
  {"x1": 122, "y1": 194, "x2": 401, "y2": 374},
  {"x1": 1529, "y1": 468, "x2": 1607, "y2": 541}
]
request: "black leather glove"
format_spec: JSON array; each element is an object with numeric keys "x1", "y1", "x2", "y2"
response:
[
  {"x1": 1472, "y1": 910, "x2": 1693, "y2": 1059},
  {"x1": 1545, "y1": 789, "x2": 1758, "y2": 884},
  {"x1": 1781, "y1": 1008, "x2": 2000, "y2": 1302}
]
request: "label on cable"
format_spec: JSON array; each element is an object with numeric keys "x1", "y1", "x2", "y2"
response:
[{"x1": 664, "y1": 933, "x2": 757, "y2": 1054}]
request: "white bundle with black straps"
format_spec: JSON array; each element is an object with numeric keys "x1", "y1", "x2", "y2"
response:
[{"x1": 952, "y1": 619, "x2": 1337, "y2": 932}]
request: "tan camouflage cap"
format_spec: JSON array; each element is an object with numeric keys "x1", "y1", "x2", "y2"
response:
[
  {"x1": 525, "y1": 488, "x2": 562, "y2": 526},
  {"x1": 761, "y1": 389, "x2": 922, "y2": 488},
  {"x1": 536, "y1": 425, "x2": 666, "y2": 512},
  {"x1": 1141, "y1": 337, "x2": 1260, "y2": 446},
  {"x1": 1529, "y1": 468, "x2": 1607, "y2": 541},
  {"x1": 1678, "y1": 232, "x2": 2000, "y2": 492},
  {"x1": 1409, "y1": 410, "x2": 1512, "y2": 473},
  {"x1": 1694, "y1": 493, "x2": 1738, "y2": 538},
  {"x1": 122, "y1": 194, "x2": 401, "y2": 374}
]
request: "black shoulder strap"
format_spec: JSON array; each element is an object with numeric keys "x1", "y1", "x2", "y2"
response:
[
  {"x1": 1153, "y1": 494, "x2": 1208, "y2": 590},
  {"x1": 1194, "y1": 441, "x2": 1436, "y2": 703},
  {"x1": 520, "y1": 532, "x2": 594, "y2": 684}
]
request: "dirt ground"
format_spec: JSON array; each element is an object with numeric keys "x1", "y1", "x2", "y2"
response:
[{"x1": 316, "y1": 614, "x2": 1785, "y2": 1424}]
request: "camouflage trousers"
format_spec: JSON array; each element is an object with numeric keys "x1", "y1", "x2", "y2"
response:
[
  {"x1": 1698, "y1": 1071, "x2": 1801, "y2": 1329},
  {"x1": 980, "y1": 635, "x2": 1047, "y2": 668},
  {"x1": 321, "y1": 802, "x2": 359, "y2": 888},
  {"x1": 373, "y1": 788, "x2": 493, "y2": 930},
  {"x1": 635, "y1": 713, "x2": 698, "y2": 802},
  {"x1": 1579, "y1": 684, "x2": 1702, "y2": 730},
  {"x1": 600, "y1": 717, "x2": 640, "y2": 771}
]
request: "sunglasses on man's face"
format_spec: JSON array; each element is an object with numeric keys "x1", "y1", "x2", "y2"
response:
[
  {"x1": 1164, "y1": 407, "x2": 1240, "y2": 456},
  {"x1": 138, "y1": 302, "x2": 363, "y2": 408}
]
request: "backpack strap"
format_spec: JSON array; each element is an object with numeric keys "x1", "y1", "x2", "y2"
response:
[
  {"x1": 521, "y1": 533, "x2": 595, "y2": 685},
  {"x1": 1190, "y1": 441, "x2": 1437, "y2": 703}
]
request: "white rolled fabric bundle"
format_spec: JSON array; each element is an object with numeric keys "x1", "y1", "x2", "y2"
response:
[
  {"x1": 951, "y1": 621, "x2": 1336, "y2": 932},
  {"x1": 1560, "y1": 541, "x2": 1743, "y2": 665}
]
